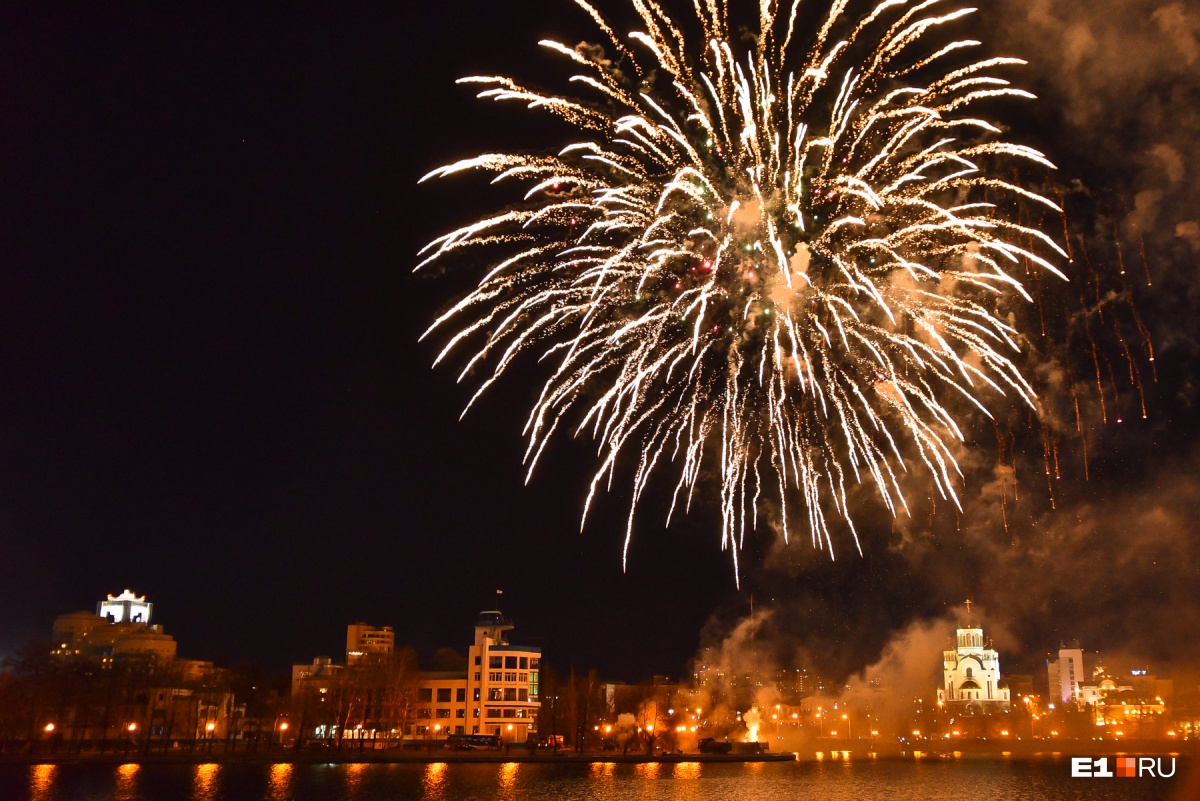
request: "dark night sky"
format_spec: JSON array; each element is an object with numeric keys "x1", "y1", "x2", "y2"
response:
[
  {"x1": 0, "y1": 2, "x2": 743, "y2": 679},
  {"x1": 1, "y1": 1, "x2": 1198, "y2": 684}
]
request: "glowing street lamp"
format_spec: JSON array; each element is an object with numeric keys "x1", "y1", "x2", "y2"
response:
[
  {"x1": 127, "y1": 723, "x2": 138, "y2": 733},
  {"x1": 44, "y1": 723, "x2": 55, "y2": 734}
]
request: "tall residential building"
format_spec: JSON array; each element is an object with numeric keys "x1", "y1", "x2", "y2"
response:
[
  {"x1": 936, "y1": 603, "x2": 1011, "y2": 711},
  {"x1": 346, "y1": 623, "x2": 394, "y2": 664},
  {"x1": 1047, "y1": 647, "x2": 1085, "y2": 705},
  {"x1": 97, "y1": 589, "x2": 153, "y2": 624}
]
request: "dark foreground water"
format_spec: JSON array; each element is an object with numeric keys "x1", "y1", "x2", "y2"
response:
[{"x1": 0, "y1": 759, "x2": 1190, "y2": 801}]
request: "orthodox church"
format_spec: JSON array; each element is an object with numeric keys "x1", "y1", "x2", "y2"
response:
[{"x1": 936, "y1": 601, "x2": 1011, "y2": 713}]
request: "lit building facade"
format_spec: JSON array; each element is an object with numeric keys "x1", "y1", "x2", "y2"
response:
[
  {"x1": 1047, "y1": 647, "x2": 1085, "y2": 705},
  {"x1": 464, "y1": 611, "x2": 540, "y2": 741},
  {"x1": 408, "y1": 611, "x2": 542, "y2": 742},
  {"x1": 98, "y1": 589, "x2": 153, "y2": 624},
  {"x1": 52, "y1": 590, "x2": 175, "y2": 662},
  {"x1": 346, "y1": 623, "x2": 394, "y2": 664},
  {"x1": 936, "y1": 608, "x2": 1011, "y2": 712}
]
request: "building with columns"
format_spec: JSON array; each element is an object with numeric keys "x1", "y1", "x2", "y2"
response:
[{"x1": 936, "y1": 601, "x2": 1011, "y2": 713}]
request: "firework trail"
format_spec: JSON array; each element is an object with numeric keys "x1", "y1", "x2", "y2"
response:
[{"x1": 418, "y1": 0, "x2": 1067, "y2": 578}]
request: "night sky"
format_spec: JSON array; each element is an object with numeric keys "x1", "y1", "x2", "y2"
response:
[{"x1": 2, "y1": 1, "x2": 1198, "y2": 685}]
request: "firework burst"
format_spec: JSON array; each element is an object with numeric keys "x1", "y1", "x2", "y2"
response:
[{"x1": 418, "y1": 0, "x2": 1066, "y2": 578}]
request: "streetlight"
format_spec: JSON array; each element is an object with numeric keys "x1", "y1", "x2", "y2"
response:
[
  {"x1": 842, "y1": 713, "x2": 851, "y2": 740},
  {"x1": 44, "y1": 723, "x2": 55, "y2": 734},
  {"x1": 278, "y1": 721, "x2": 289, "y2": 747}
]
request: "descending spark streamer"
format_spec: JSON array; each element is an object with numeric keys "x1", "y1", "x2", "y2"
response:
[{"x1": 418, "y1": 0, "x2": 1066, "y2": 577}]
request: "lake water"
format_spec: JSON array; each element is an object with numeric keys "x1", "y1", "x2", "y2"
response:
[{"x1": 0, "y1": 759, "x2": 1189, "y2": 801}]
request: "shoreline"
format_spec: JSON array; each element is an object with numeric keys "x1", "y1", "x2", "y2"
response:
[{"x1": 2, "y1": 739, "x2": 1195, "y2": 766}]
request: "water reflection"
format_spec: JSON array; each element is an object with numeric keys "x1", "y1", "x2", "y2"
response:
[
  {"x1": 421, "y1": 762, "x2": 447, "y2": 800},
  {"x1": 497, "y1": 761, "x2": 520, "y2": 798},
  {"x1": 10, "y1": 758, "x2": 1172, "y2": 801},
  {"x1": 343, "y1": 763, "x2": 367, "y2": 798},
  {"x1": 28, "y1": 764, "x2": 55, "y2": 801},
  {"x1": 115, "y1": 763, "x2": 139, "y2": 801},
  {"x1": 192, "y1": 762, "x2": 219, "y2": 801},
  {"x1": 267, "y1": 762, "x2": 293, "y2": 801}
]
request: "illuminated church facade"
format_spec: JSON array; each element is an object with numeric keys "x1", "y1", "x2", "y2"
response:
[{"x1": 936, "y1": 602, "x2": 1011, "y2": 712}]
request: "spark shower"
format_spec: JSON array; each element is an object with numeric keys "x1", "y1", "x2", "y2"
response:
[{"x1": 418, "y1": 0, "x2": 1065, "y2": 578}]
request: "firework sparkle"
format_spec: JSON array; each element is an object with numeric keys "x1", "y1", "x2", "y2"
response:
[{"x1": 418, "y1": 0, "x2": 1066, "y2": 578}]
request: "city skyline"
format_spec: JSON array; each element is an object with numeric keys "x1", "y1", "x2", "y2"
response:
[{"x1": 2, "y1": 0, "x2": 1199, "y2": 694}]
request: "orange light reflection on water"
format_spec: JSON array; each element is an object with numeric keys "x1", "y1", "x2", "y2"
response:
[
  {"x1": 343, "y1": 763, "x2": 367, "y2": 798},
  {"x1": 422, "y1": 762, "x2": 447, "y2": 799},
  {"x1": 29, "y1": 764, "x2": 56, "y2": 801},
  {"x1": 267, "y1": 762, "x2": 293, "y2": 801},
  {"x1": 191, "y1": 763, "x2": 219, "y2": 801},
  {"x1": 115, "y1": 763, "x2": 139, "y2": 801}
]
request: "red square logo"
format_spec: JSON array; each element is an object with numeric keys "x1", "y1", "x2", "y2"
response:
[{"x1": 1116, "y1": 757, "x2": 1137, "y2": 778}]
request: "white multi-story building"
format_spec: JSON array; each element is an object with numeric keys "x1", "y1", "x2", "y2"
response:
[
  {"x1": 936, "y1": 604, "x2": 1011, "y2": 712},
  {"x1": 1047, "y1": 647, "x2": 1085, "y2": 705},
  {"x1": 463, "y1": 611, "x2": 541, "y2": 741},
  {"x1": 97, "y1": 589, "x2": 153, "y2": 624},
  {"x1": 401, "y1": 611, "x2": 541, "y2": 743}
]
